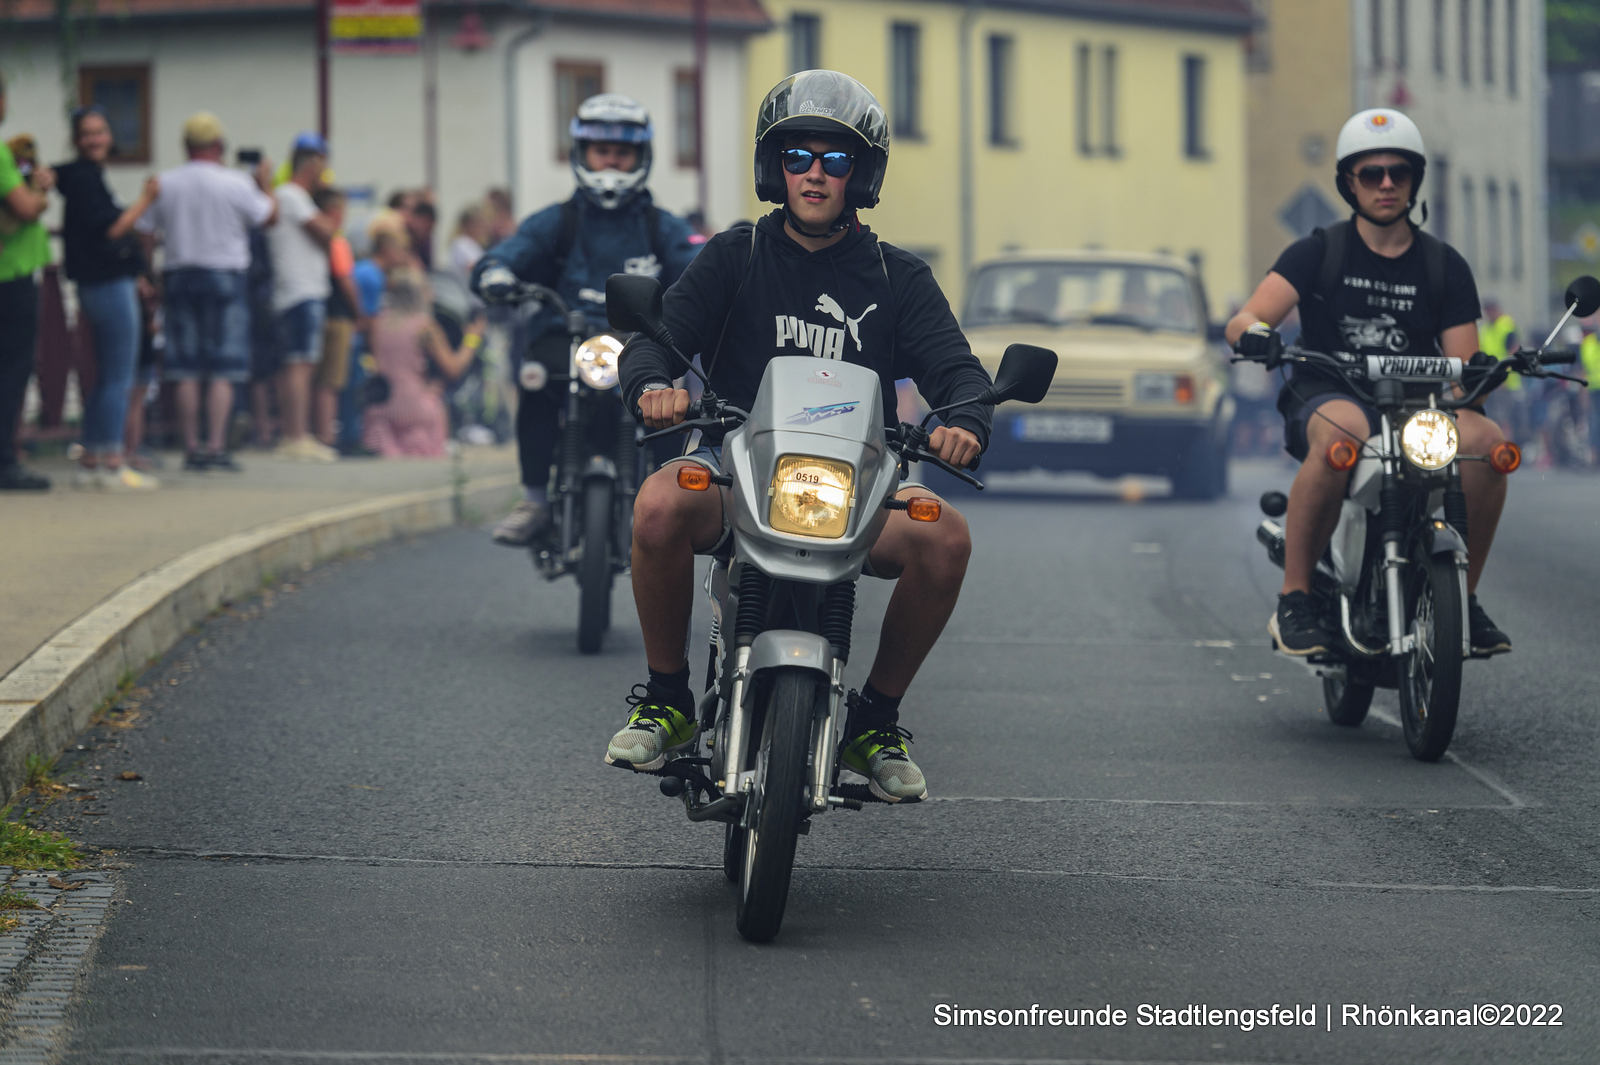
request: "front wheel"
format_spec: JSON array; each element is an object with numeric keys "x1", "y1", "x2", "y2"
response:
[
  {"x1": 577, "y1": 479, "x2": 614, "y2": 654},
  {"x1": 1398, "y1": 555, "x2": 1463, "y2": 761},
  {"x1": 735, "y1": 668, "x2": 818, "y2": 943}
]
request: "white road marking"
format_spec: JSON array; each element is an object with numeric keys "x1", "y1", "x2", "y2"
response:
[{"x1": 1366, "y1": 707, "x2": 1535, "y2": 808}]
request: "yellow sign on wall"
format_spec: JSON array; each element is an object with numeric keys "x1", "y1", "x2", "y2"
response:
[{"x1": 331, "y1": 0, "x2": 421, "y2": 54}]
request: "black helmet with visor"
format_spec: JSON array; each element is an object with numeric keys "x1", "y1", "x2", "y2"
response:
[{"x1": 754, "y1": 70, "x2": 889, "y2": 210}]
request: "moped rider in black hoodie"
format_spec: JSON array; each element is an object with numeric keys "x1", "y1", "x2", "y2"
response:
[{"x1": 604, "y1": 71, "x2": 993, "y2": 804}]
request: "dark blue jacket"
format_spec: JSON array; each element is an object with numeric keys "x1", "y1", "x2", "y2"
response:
[{"x1": 470, "y1": 191, "x2": 699, "y2": 343}]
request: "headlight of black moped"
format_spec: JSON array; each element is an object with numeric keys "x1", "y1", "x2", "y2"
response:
[{"x1": 574, "y1": 335, "x2": 624, "y2": 390}]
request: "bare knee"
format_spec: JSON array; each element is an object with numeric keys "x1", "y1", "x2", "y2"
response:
[
  {"x1": 907, "y1": 507, "x2": 971, "y2": 589},
  {"x1": 633, "y1": 465, "x2": 720, "y2": 553}
]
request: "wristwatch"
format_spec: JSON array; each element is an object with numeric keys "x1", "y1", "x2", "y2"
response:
[{"x1": 639, "y1": 382, "x2": 672, "y2": 397}]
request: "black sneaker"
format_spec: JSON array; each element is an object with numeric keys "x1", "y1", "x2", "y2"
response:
[
  {"x1": 1468, "y1": 594, "x2": 1512, "y2": 656},
  {"x1": 1268, "y1": 591, "x2": 1332, "y2": 655},
  {"x1": 183, "y1": 451, "x2": 211, "y2": 472},
  {"x1": 207, "y1": 452, "x2": 243, "y2": 472},
  {"x1": 0, "y1": 464, "x2": 50, "y2": 491}
]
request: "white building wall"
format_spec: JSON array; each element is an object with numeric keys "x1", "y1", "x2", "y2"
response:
[
  {"x1": 1351, "y1": 0, "x2": 1549, "y2": 327},
  {"x1": 0, "y1": 12, "x2": 756, "y2": 265}
]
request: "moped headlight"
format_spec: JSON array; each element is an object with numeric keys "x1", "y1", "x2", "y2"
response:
[
  {"x1": 1400, "y1": 409, "x2": 1459, "y2": 470},
  {"x1": 768, "y1": 455, "x2": 854, "y2": 539},
  {"x1": 574, "y1": 334, "x2": 624, "y2": 390}
]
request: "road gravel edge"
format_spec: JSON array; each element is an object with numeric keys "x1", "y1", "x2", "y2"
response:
[{"x1": 0, "y1": 473, "x2": 519, "y2": 798}]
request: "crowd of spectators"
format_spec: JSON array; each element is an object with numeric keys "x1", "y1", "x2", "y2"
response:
[{"x1": 0, "y1": 92, "x2": 507, "y2": 492}]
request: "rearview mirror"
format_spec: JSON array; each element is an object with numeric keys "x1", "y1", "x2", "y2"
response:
[
  {"x1": 1565, "y1": 276, "x2": 1600, "y2": 319},
  {"x1": 988, "y1": 343, "x2": 1058, "y2": 405},
  {"x1": 606, "y1": 274, "x2": 665, "y2": 336}
]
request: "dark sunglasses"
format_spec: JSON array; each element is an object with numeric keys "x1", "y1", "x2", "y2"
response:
[
  {"x1": 781, "y1": 148, "x2": 854, "y2": 177},
  {"x1": 1354, "y1": 163, "x2": 1414, "y2": 189}
]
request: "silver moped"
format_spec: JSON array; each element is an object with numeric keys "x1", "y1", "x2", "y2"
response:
[{"x1": 606, "y1": 274, "x2": 1057, "y2": 941}]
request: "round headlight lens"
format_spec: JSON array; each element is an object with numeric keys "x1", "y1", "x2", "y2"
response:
[
  {"x1": 574, "y1": 334, "x2": 624, "y2": 390},
  {"x1": 1400, "y1": 409, "x2": 1459, "y2": 470},
  {"x1": 768, "y1": 455, "x2": 854, "y2": 539}
]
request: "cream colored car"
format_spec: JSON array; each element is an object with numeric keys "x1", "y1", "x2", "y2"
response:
[{"x1": 961, "y1": 250, "x2": 1234, "y2": 499}]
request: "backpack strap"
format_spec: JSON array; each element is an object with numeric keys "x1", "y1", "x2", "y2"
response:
[
  {"x1": 646, "y1": 204, "x2": 666, "y2": 268},
  {"x1": 703, "y1": 224, "x2": 759, "y2": 380},
  {"x1": 1414, "y1": 227, "x2": 1447, "y2": 312},
  {"x1": 1313, "y1": 219, "x2": 1350, "y2": 303},
  {"x1": 551, "y1": 197, "x2": 581, "y2": 280}
]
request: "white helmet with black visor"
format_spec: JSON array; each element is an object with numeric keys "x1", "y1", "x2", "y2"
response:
[{"x1": 571, "y1": 93, "x2": 653, "y2": 210}]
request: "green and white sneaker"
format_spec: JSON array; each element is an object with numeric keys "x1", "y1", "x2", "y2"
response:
[
  {"x1": 605, "y1": 685, "x2": 698, "y2": 771},
  {"x1": 840, "y1": 720, "x2": 927, "y2": 804}
]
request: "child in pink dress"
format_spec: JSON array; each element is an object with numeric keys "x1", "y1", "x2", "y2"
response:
[{"x1": 361, "y1": 267, "x2": 483, "y2": 457}]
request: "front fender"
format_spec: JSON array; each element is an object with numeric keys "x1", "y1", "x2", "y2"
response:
[
  {"x1": 1424, "y1": 521, "x2": 1468, "y2": 557},
  {"x1": 740, "y1": 630, "x2": 834, "y2": 709}
]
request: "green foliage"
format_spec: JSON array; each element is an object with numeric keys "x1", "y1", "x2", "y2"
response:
[
  {"x1": 1551, "y1": 0, "x2": 1600, "y2": 65},
  {"x1": 0, "y1": 890, "x2": 42, "y2": 911},
  {"x1": 0, "y1": 807, "x2": 80, "y2": 870},
  {"x1": 22, "y1": 753, "x2": 56, "y2": 793}
]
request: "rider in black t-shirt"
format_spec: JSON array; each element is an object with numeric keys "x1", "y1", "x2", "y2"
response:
[{"x1": 1225, "y1": 109, "x2": 1512, "y2": 658}]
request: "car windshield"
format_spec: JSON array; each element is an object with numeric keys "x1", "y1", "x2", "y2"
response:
[{"x1": 965, "y1": 263, "x2": 1199, "y2": 334}]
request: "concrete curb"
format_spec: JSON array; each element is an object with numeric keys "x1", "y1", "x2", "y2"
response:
[{"x1": 0, "y1": 472, "x2": 520, "y2": 798}]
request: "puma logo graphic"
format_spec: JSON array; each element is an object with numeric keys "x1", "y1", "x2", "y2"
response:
[{"x1": 814, "y1": 294, "x2": 878, "y2": 350}]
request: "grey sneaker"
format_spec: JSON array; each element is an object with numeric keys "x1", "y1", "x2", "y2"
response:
[
  {"x1": 491, "y1": 501, "x2": 549, "y2": 546},
  {"x1": 840, "y1": 720, "x2": 927, "y2": 804},
  {"x1": 605, "y1": 685, "x2": 698, "y2": 771}
]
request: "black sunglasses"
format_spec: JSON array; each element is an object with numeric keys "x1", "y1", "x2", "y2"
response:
[
  {"x1": 1354, "y1": 163, "x2": 1414, "y2": 189},
  {"x1": 781, "y1": 148, "x2": 854, "y2": 178}
]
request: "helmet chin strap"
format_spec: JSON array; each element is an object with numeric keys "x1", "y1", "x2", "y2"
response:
[{"x1": 784, "y1": 204, "x2": 855, "y2": 238}]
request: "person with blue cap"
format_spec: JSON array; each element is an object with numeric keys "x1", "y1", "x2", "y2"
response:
[{"x1": 472, "y1": 93, "x2": 700, "y2": 545}]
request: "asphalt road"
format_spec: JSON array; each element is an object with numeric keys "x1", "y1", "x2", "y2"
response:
[{"x1": 38, "y1": 460, "x2": 1600, "y2": 1064}]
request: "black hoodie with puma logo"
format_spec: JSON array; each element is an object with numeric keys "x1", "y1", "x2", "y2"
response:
[{"x1": 620, "y1": 210, "x2": 993, "y2": 449}]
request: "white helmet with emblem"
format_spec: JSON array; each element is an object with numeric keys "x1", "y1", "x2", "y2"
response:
[{"x1": 1334, "y1": 109, "x2": 1427, "y2": 213}]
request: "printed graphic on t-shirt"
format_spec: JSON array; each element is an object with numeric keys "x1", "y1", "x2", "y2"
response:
[
  {"x1": 1342, "y1": 274, "x2": 1418, "y2": 313},
  {"x1": 1338, "y1": 313, "x2": 1411, "y2": 353},
  {"x1": 774, "y1": 292, "x2": 879, "y2": 359},
  {"x1": 623, "y1": 253, "x2": 661, "y2": 278}
]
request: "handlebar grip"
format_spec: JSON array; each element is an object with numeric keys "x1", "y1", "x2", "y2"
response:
[{"x1": 1540, "y1": 351, "x2": 1579, "y2": 366}]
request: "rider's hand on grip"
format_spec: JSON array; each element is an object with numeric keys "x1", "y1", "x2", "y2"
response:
[
  {"x1": 476, "y1": 265, "x2": 521, "y2": 305},
  {"x1": 637, "y1": 387, "x2": 691, "y2": 430},
  {"x1": 1235, "y1": 322, "x2": 1284, "y2": 368},
  {"x1": 928, "y1": 425, "x2": 982, "y2": 470}
]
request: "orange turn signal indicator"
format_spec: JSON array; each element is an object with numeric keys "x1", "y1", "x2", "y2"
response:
[
  {"x1": 905, "y1": 497, "x2": 943, "y2": 523},
  {"x1": 1488, "y1": 441, "x2": 1522, "y2": 474},
  {"x1": 676, "y1": 465, "x2": 712, "y2": 491},
  {"x1": 1325, "y1": 439, "x2": 1360, "y2": 471}
]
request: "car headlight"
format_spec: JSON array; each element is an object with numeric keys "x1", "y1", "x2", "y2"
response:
[
  {"x1": 1400, "y1": 409, "x2": 1459, "y2": 470},
  {"x1": 574, "y1": 334, "x2": 624, "y2": 390},
  {"x1": 1134, "y1": 373, "x2": 1195, "y2": 404},
  {"x1": 768, "y1": 455, "x2": 854, "y2": 539}
]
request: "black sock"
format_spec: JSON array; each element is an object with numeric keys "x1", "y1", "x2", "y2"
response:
[
  {"x1": 849, "y1": 681, "x2": 902, "y2": 734},
  {"x1": 648, "y1": 664, "x2": 693, "y2": 708}
]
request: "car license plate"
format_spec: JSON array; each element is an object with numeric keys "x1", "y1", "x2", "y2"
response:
[{"x1": 1013, "y1": 412, "x2": 1113, "y2": 443}]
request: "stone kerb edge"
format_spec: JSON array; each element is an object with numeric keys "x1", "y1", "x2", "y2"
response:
[{"x1": 0, "y1": 475, "x2": 517, "y2": 799}]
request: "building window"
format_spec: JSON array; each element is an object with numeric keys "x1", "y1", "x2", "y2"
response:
[
  {"x1": 555, "y1": 61, "x2": 604, "y2": 161},
  {"x1": 1506, "y1": 0, "x2": 1517, "y2": 95},
  {"x1": 1508, "y1": 181, "x2": 1523, "y2": 279},
  {"x1": 1482, "y1": 0, "x2": 1494, "y2": 83},
  {"x1": 1075, "y1": 43, "x2": 1093, "y2": 155},
  {"x1": 1371, "y1": 0, "x2": 1385, "y2": 67},
  {"x1": 78, "y1": 65, "x2": 151, "y2": 164},
  {"x1": 674, "y1": 68, "x2": 699, "y2": 169},
  {"x1": 890, "y1": 22, "x2": 922, "y2": 139},
  {"x1": 1486, "y1": 179, "x2": 1501, "y2": 279},
  {"x1": 1432, "y1": 0, "x2": 1446, "y2": 75},
  {"x1": 1101, "y1": 45, "x2": 1119, "y2": 155},
  {"x1": 1461, "y1": 176, "x2": 1477, "y2": 268},
  {"x1": 790, "y1": 13, "x2": 820, "y2": 73},
  {"x1": 1458, "y1": 0, "x2": 1471, "y2": 84},
  {"x1": 988, "y1": 34, "x2": 1016, "y2": 147},
  {"x1": 1182, "y1": 55, "x2": 1207, "y2": 159},
  {"x1": 1397, "y1": 0, "x2": 1410, "y2": 70}
]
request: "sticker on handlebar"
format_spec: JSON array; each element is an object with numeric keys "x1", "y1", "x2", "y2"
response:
[
  {"x1": 1364, "y1": 355, "x2": 1462, "y2": 381},
  {"x1": 787, "y1": 401, "x2": 860, "y2": 425}
]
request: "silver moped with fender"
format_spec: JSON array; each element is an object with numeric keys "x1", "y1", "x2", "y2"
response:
[{"x1": 606, "y1": 274, "x2": 1057, "y2": 942}]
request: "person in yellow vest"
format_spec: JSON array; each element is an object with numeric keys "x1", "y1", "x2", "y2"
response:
[
  {"x1": 1582, "y1": 324, "x2": 1600, "y2": 465},
  {"x1": 1479, "y1": 300, "x2": 1523, "y2": 443}
]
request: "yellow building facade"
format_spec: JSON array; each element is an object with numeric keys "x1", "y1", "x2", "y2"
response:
[{"x1": 744, "y1": 0, "x2": 1256, "y2": 314}]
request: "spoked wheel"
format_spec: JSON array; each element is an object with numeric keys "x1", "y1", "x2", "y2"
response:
[
  {"x1": 735, "y1": 667, "x2": 816, "y2": 943},
  {"x1": 577, "y1": 479, "x2": 614, "y2": 654},
  {"x1": 1323, "y1": 665, "x2": 1377, "y2": 727},
  {"x1": 1398, "y1": 555, "x2": 1463, "y2": 761},
  {"x1": 722, "y1": 823, "x2": 745, "y2": 883}
]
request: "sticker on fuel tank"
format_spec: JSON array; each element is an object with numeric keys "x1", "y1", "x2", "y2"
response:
[{"x1": 788, "y1": 401, "x2": 860, "y2": 424}]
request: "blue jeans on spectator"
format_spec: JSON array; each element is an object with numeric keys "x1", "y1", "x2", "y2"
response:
[
  {"x1": 77, "y1": 277, "x2": 141, "y2": 455},
  {"x1": 276, "y1": 299, "x2": 326, "y2": 364},
  {"x1": 337, "y1": 332, "x2": 369, "y2": 452},
  {"x1": 163, "y1": 268, "x2": 251, "y2": 383}
]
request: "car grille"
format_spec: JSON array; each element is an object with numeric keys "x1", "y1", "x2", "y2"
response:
[{"x1": 1044, "y1": 378, "x2": 1126, "y2": 408}]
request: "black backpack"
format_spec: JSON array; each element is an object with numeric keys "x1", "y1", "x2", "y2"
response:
[
  {"x1": 549, "y1": 196, "x2": 669, "y2": 282},
  {"x1": 1312, "y1": 218, "x2": 1447, "y2": 322}
]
